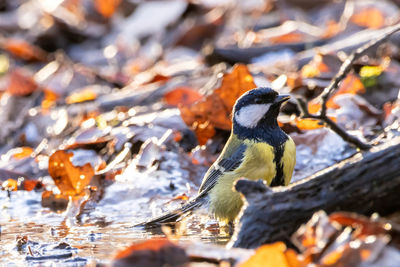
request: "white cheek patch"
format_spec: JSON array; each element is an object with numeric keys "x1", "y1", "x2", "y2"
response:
[{"x1": 235, "y1": 104, "x2": 271, "y2": 128}]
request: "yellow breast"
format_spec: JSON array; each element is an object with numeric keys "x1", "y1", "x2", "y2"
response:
[{"x1": 209, "y1": 140, "x2": 279, "y2": 222}]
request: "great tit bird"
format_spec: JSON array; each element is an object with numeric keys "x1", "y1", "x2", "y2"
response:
[{"x1": 139, "y1": 87, "x2": 296, "y2": 225}]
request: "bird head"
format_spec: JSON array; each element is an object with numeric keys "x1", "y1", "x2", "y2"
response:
[{"x1": 233, "y1": 87, "x2": 290, "y2": 129}]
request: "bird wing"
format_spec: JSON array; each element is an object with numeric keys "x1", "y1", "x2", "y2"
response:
[
  {"x1": 136, "y1": 142, "x2": 246, "y2": 227},
  {"x1": 198, "y1": 143, "x2": 247, "y2": 193}
]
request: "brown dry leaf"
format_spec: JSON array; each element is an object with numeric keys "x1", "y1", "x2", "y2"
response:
[
  {"x1": 269, "y1": 32, "x2": 304, "y2": 44},
  {"x1": 66, "y1": 88, "x2": 97, "y2": 104},
  {"x1": 3, "y1": 39, "x2": 48, "y2": 61},
  {"x1": 329, "y1": 212, "x2": 389, "y2": 238},
  {"x1": 7, "y1": 69, "x2": 38, "y2": 96},
  {"x1": 112, "y1": 238, "x2": 188, "y2": 267},
  {"x1": 48, "y1": 150, "x2": 94, "y2": 196},
  {"x1": 180, "y1": 64, "x2": 256, "y2": 145},
  {"x1": 351, "y1": 8, "x2": 385, "y2": 29},
  {"x1": 164, "y1": 87, "x2": 203, "y2": 107},
  {"x1": 94, "y1": 0, "x2": 121, "y2": 18},
  {"x1": 239, "y1": 242, "x2": 300, "y2": 267}
]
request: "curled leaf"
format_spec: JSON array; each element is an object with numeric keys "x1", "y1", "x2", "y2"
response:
[
  {"x1": 48, "y1": 150, "x2": 94, "y2": 196},
  {"x1": 180, "y1": 64, "x2": 256, "y2": 145}
]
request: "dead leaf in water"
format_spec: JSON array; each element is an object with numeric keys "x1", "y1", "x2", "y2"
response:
[{"x1": 48, "y1": 150, "x2": 94, "y2": 196}]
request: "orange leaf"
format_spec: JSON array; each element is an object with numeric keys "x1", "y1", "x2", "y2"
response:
[
  {"x1": 11, "y1": 147, "x2": 34, "y2": 159},
  {"x1": 301, "y1": 54, "x2": 331, "y2": 78},
  {"x1": 296, "y1": 118, "x2": 324, "y2": 130},
  {"x1": 42, "y1": 89, "x2": 59, "y2": 110},
  {"x1": 296, "y1": 117, "x2": 336, "y2": 131},
  {"x1": 269, "y1": 32, "x2": 304, "y2": 44},
  {"x1": 322, "y1": 20, "x2": 341, "y2": 39},
  {"x1": 351, "y1": 8, "x2": 384, "y2": 29},
  {"x1": 3, "y1": 39, "x2": 48, "y2": 61},
  {"x1": 307, "y1": 100, "x2": 321, "y2": 115},
  {"x1": 48, "y1": 150, "x2": 94, "y2": 196},
  {"x1": 239, "y1": 242, "x2": 298, "y2": 267},
  {"x1": 66, "y1": 88, "x2": 97, "y2": 104},
  {"x1": 7, "y1": 69, "x2": 38, "y2": 96},
  {"x1": 164, "y1": 87, "x2": 203, "y2": 106},
  {"x1": 321, "y1": 249, "x2": 345, "y2": 265},
  {"x1": 22, "y1": 180, "x2": 43, "y2": 191},
  {"x1": 179, "y1": 64, "x2": 256, "y2": 145},
  {"x1": 94, "y1": 0, "x2": 121, "y2": 18},
  {"x1": 2, "y1": 179, "x2": 18, "y2": 191},
  {"x1": 327, "y1": 74, "x2": 365, "y2": 109}
]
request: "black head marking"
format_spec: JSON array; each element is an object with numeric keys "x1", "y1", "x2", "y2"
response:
[{"x1": 233, "y1": 87, "x2": 278, "y2": 113}]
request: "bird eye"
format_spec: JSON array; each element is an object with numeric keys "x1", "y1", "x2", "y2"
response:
[{"x1": 254, "y1": 98, "x2": 263, "y2": 104}]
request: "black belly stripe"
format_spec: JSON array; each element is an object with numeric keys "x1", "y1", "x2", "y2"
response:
[{"x1": 270, "y1": 144, "x2": 285, "y2": 187}]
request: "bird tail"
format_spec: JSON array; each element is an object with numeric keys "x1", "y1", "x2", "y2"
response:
[{"x1": 135, "y1": 194, "x2": 206, "y2": 227}]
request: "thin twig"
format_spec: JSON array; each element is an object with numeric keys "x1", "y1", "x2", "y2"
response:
[{"x1": 298, "y1": 23, "x2": 400, "y2": 150}]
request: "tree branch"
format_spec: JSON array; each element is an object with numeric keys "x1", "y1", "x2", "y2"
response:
[{"x1": 297, "y1": 23, "x2": 400, "y2": 150}]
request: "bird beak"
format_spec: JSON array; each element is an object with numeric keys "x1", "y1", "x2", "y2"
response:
[{"x1": 274, "y1": 94, "x2": 290, "y2": 104}]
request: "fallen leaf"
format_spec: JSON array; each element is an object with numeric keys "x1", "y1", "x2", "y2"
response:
[
  {"x1": 180, "y1": 64, "x2": 256, "y2": 145},
  {"x1": 351, "y1": 8, "x2": 385, "y2": 29},
  {"x1": 41, "y1": 89, "x2": 59, "y2": 110},
  {"x1": 66, "y1": 88, "x2": 97, "y2": 104},
  {"x1": 322, "y1": 20, "x2": 341, "y2": 39},
  {"x1": 296, "y1": 118, "x2": 324, "y2": 130},
  {"x1": 269, "y1": 32, "x2": 304, "y2": 44},
  {"x1": 112, "y1": 238, "x2": 188, "y2": 267},
  {"x1": 22, "y1": 179, "x2": 43, "y2": 191},
  {"x1": 239, "y1": 242, "x2": 300, "y2": 267},
  {"x1": 48, "y1": 150, "x2": 95, "y2": 196},
  {"x1": 1, "y1": 179, "x2": 18, "y2": 191},
  {"x1": 301, "y1": 53, "x2": 341, "y2": 79},
  {"x1": 164, "y1": 87, "x2": 203, "y2": 106},
  {"x1": 94, "y1": 0, "x2": 122, "y2": 18},
  {"x1": 307, "y1": 74, "x2": 365, "y2": 113},
  {"x1": 11, "y1": 147, "x2": 34, "y2": 159},
  {"x1": 3, "y1": 39, "x2": 48, "y2": 61},
  {"x1": 7, "y1": 69, "x2": 38, "y2": 96}
]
